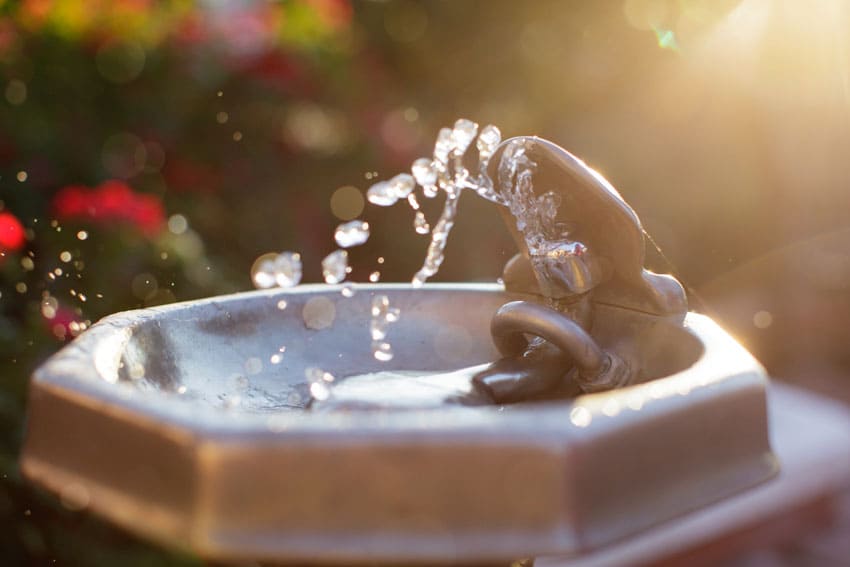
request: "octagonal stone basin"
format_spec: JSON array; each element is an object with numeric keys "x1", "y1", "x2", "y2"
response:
[{"x1": 21, "y1": 284, "x2": 777, "y2": 564}]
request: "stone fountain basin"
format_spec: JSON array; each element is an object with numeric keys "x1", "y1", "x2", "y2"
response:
[{"x1": 21, "y1": 284, "x2": 777, "y2": 564}]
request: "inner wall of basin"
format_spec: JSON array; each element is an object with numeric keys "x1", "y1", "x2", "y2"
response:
[
  {"x1": 114, "y1": 288, "x2": 704, "y2": 411},
  {"x1": 116, "y1": 288, "x2": 510, "y2": 411}
]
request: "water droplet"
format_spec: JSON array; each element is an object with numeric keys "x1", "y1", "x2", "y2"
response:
[
  {"x1": 414, "y1": 211, "x2": 430, "y2": 234},
  {"x1": 372, "y1": 341, "x2": 394, "y2": 361},
  {"x1": 406, "y1": 193, "x2": 421, "y2": 212},
  {"x1": 341, "y1": 283, "x2": 355, "y2": 297},
  {"x1": 377, "y1": 256, "x2": 385, "y2": 264},
  {"x1": 371, "y1": 318, "x2": 387, "y2": 340},
  {"x1": 76, "y1": 230, "x2": 88, "y2": 240},
  {"x1": 369, "y1": 271, "x2": 381, "y2": 282},
  {"x1": 310, "y1": 381, "x2": 330, "y2": 401},
  {"x1": 569, "y1": 406, "x2": 592, "y2": 428},
  {"x1": 334, "y1": 220, "x2": 370, "y2": 248},
  {"x1": 306, "y1": 367, "x2": 335, "y2": 400},
  {"x1": 371, "y1": 294, "x2": 389, "y2": 317},
  {"x1": 270, "y1": 354, "x2": 283, "y2": 364},
  {"x1": 367, "y1": 181, "x2": 398, "y2": 206},
  {"x1": 16, "y1": 171, "x2": 27, "y2": 182},
  {"x1": 433, "y1": 127, "x2": 454, "y2": 163},
  {"x1": 276, "y1": 299, "x2": 288, "y2": 310},
  {"x1": 252, "y1": 252, "x2": 302, "y2": 289},
  {"x1": 322, "y1": 250, "x2": 349, "y2": 284},
  {"x1": 388, "y1": 173, "x2": 415, "y2": 199},
  {"x1": 252, "y1": 258, "x2": 276, "y2": 289},
  {"x1": 273, "y1": 252, "x2": 302, "y2": 287},
  {"x1": 411, "y1": 157, "x2": 438, "y2": 187},
  {"x1": 451, "y1": 118, "x2": 478, "y2": 156},
  {"x1": 422, "y1": 184, "x2": 439, "y2": 198},
  {"x1": 476, "y1": 124, "x2": 501, "y2": 162},
  {"x1": 59, "y1": 251, "x2": 72, "y2": 263}
]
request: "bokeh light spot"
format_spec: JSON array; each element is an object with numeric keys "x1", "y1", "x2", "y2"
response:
[
  {"x1": 284, "y1": 103, "x2": 348, "y2": 154},
  {"x1": 96, "y1": 39, "x2": 146, "y2": 84},
  {"x1": 167, "y1": 214, "x2": 188, "y2": 235},
  {"x1": 5, "y1": 80, "x2": 27, "y2": 105},
  {"x1": 753, "y1": 310, "x2": 773, "y2": 329},
  {"x1": 329, "y1": 185, "x2": 365, "y2": 220},
  {"x1": 102, "y1": 133, "x2": 146, "y2": 178},
  {"x1": 131, "y1": 273, "x2": 158, "y2": 301},
  {"x1": 302, "y1": 296, "x2": 336, "y2": 330}
]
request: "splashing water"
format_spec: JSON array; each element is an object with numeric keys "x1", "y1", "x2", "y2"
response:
[
  {"x1": 252, "y1": 252, "x2": 302, "y2": 289},
  {"x1": 367, "y1": 121, "x2": 581, "y2": 292},
  {"x1": 306, "y1": 366, "x2": 335, "y2": 401},
  {"x1": 370, "y1": 294, "x2": 400, "y2": 361},
  {"x1": 367, "y1": 118, "x2": 506, "y2": 287},
  {"x1": 252, "y1": 118, "x2": 565, "y2": 293},
  {"x1": 321, "y1": 250, "x2": 349, "y2": 284},
  {"x1": 495, "y1": 138, "x2": 590, "y2": 294},
  {"x1": 248, "y1": 118, "x2": 575, "y2": 376},
  {"x1": 334, "y1": 220, "x2": 370, "y2": 248}
]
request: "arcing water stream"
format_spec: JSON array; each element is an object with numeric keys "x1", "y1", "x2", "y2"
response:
[{"x1": 251, "y1": 118, "x2": 585, "y2": 402}]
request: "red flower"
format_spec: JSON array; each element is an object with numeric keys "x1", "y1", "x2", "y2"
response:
[
  {"x1": 0, "y1": 211, "x2": 25, "y2": 252},
  {"x1": 52, "y1": 180, "x2": 165, "y2": 236}
]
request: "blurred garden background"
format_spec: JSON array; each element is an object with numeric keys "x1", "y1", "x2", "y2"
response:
[{"x1": 2, "y1": 0, "x2": 850, "y2": 564}]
